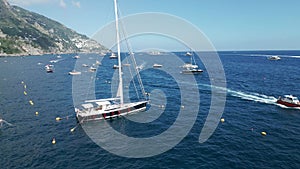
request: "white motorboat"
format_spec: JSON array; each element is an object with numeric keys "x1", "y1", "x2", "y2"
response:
[
  {"x1": 153, "y1": 63, "x2": 163, "y2": 68},
  {"x1": 69, "y1": 70, "x2": 81, "y2": 75},
  {"x1": 45, "y1": 64, "x2": 54, "y2": 73},
  {"x1": 268, "y1": 55, "x2": 281, "y2": 60},
  {"x1": 109, "y1": 53, "x2": 117, "y2": 59},
  {"x1": 113, "y1": 64, "x2": 119, "y2": 69},
  {"x1": 73, "y1": 55, "x2": 80, "y2": 59},
  {"x1": 89, "y1": 67, "x2": 97, "y2": 72}
]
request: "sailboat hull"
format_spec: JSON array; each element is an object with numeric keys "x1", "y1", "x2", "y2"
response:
[
  {"x1": 76, "y1": 101, "x2": 147, "y2": 123},
  {"x1": 181, "y1": 69, "x2": 203, "y2": 74}
]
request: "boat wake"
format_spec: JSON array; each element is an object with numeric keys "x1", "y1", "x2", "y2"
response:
[
  {"x1": 199, "y1": 84, "x2": 278, "y2": 105},
  {"x1": 238, "y1": 53, "x2": 300, "y2": 59},
  {"x1": 289, "y1": 55, "x2": 300, "y2": 59},
  {"x1": 49, "y1": 59, "x2": 63, "y2": 63},
  {"x1": 227, "y1": 89, "x2": 278, "y2": 105}
]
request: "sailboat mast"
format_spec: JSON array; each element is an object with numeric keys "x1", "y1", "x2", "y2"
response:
[{"x1": 114, "y1": 0, "x2": 123, "y2": 105}]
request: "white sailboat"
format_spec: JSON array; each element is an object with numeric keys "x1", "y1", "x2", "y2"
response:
[
  {"x1": 75, "y1": 0, "x2": 148, "y2": 123},
  {"x1": 181, "y1": 53, "x2": 198, "y2": 69},
  {"x1": 181, "y1": 53, "x2": 203, "y2": 74}
]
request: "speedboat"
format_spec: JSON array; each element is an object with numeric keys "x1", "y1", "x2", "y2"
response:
[
  {"x1": 276, "y1": 95, "x2": 300, "y2": 107},
  {"x1": 268, "y1": 55, "x2": 281, "y2": 60}
]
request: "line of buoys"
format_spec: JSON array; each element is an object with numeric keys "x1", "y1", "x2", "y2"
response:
[{"x1": 22, "y1": 81, "x2": 38, "y2": 116}]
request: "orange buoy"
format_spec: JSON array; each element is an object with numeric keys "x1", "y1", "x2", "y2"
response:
[
  {"x1": 52, "y1": 138, "x2": 56, "y2": 144},
  {"x1": 56, "y1": 117, "x2": 62, "y2": 121},
  {"x1": 261, "y1": 131, "x2": 267, "y2": 136},
  {"x1": 220, "y1": 118, "x2": 225, "y2": 123}
]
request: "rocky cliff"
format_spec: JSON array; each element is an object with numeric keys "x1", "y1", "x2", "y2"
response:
[{"x1": 0, "y1": 0, "x2": 106, "y2": 56}]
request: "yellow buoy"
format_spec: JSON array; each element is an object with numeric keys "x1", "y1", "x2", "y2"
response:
[
  {"x1": 220, "y1": 118, "x2": 225, "y2": 123},
  {"x1": 29, "y1": 100, "x2": 34, "y2": 106},
  {"x1": 52, "y1": 138, "x2": 56, "y2": 144},
  {"x1": 24, "y1": 85, "x2": 27, "y2": 89},
  {"x1": 24, "y1": 91, "x2": 27, "y2": 95},
  {"x1": 35, "y1": 111, "x2": 39, "y2": 115},
  {"x1": 56, "y1": 117, "x2": 62, "y2": 121},
  {"x1": 21, "y1": 81, "x2": 24, "y2": 84},
  {"x1": 261, "y1": 131, "x2": 267, "y2": 136}
]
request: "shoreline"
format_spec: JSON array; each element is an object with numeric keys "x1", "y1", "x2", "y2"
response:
[{"x1": 0, "y1": 51, "x2": 108, "y2": 57}]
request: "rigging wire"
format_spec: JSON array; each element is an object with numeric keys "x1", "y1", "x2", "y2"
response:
[{"x1": 117, "y1": 7, "x2": 147, "y2": 101}]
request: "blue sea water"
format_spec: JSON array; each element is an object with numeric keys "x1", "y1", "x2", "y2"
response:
[{"x1": 0, "y1": 51, "x2": 300, "y2": 168}]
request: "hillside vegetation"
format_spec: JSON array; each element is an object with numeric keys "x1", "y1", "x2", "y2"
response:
[{"x1": 0, "y1": 0, "x2": 106, "y2": 56}]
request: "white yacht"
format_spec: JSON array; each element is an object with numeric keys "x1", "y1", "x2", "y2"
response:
[{"x1": 268, "y1": 55, "x2": 281, "y2": 60}]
